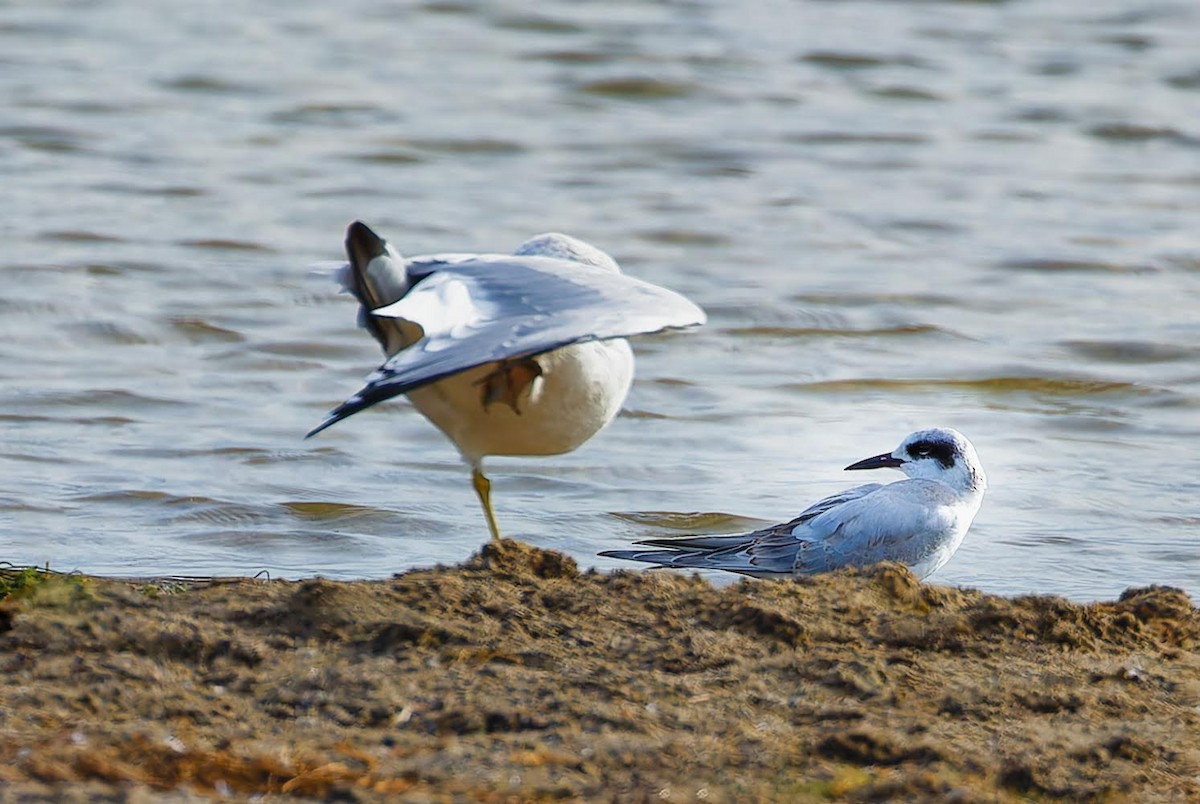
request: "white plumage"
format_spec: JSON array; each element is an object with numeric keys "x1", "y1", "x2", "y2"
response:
[
  {"x1": 602, "y1": 428, "x2": 986, "y2": 580},
  {"x1": 308, "y1": 221, "x2": 705, "y2": 540}
]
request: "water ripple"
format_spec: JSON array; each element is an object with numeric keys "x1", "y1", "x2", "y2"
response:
[
  {"x1": 168, "y1": 317, "x2": 245, "y2": 344},
  {"x1": 798, "y1": 51, "x2": 929, "y2": 70},
  {"x1": 39, "y1": 230, "x2": 125, "y2": 244},
  {"x1": 997, "y1": 258, "x2": 1160, "y2": 274},
  {"x1": 575, "y1": 77, "x2": 701, "y2": 100},
  {"x1": 177, "y1": 239, "x2": 276, "y2": 253},
  {"x1": 12, "y1": 389, "x2": 189, "y2": 411},
  {"x1": 725, "y1": 324, "x2": 961, "y2": 340},
  {"x1": 3, "y1": 0, "x2": 1198, "y2": 600},
  {"x1": 787, "y1": 376, "x2": 1163, "y2": 398},
  {"x1": 1061, "y1": 340, "x2": 1199, "y2": 365},
  {"x1": 611, "y1": 511, "x2": 770, "y2": 533}
]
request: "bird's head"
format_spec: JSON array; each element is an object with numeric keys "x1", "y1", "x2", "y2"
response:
[
  {"x1": 514, "y1": 233, "x2": 621, "y2": 274},
  {"x1": 845, "y1": 427, "x2": 986, "y2": 494}
]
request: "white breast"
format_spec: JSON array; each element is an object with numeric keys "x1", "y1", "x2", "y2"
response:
[{"x1": 407, "y1": 338, "x2": 635, "y2": 463}]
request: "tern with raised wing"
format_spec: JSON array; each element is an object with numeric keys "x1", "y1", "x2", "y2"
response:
[
  {"x1": 308, "y1": 221, "x2": 705, "y2": 540},
  {"x1": 601, "y1": 428, "x2": 985, "y2": 580}
]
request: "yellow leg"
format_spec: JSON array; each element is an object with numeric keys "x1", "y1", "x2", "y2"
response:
[{"x1": 471, "y1": 467, "x2": 502, "y2": 542}]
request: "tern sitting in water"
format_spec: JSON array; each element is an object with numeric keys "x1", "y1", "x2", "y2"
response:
[
  {"x1": 308, "y1": 221, "x2": 705, "y2": 541},
  {"x1": 602, "y1": 428, "x2": 985, "y2": 580}
]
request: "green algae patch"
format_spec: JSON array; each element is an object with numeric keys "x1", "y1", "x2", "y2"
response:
[{"x1": 0, "y1": 565, "x2": 94, "y2": 608}]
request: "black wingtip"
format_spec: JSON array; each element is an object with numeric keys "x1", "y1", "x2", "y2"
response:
[
  {"x1": 305, "y1": 417, "x2": 336, "y2": 439},
  {"x1": 346, "y1": 219, "x2": 383, "y2": 245},
  {"x1": 598, "y1": 549, "x2": 682, "y2": 569},
  {"x1": 345, "y1": 221, "x2": 388, "y2": 270},
  {"x1": 304, "y1": 396, "x2": 366, "y2": 439},
  {"x1": 304, "y1": 376, "x2": 404, "y2": 440}
]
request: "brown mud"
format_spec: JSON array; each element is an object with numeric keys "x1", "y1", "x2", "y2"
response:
[{"x1": 2, "y1": 539, "x2": 1199, "y2": 802}]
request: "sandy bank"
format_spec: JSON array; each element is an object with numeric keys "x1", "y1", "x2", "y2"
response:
[{"x1": 2, "y1": 540, "x2": 1198, "y2": 801}]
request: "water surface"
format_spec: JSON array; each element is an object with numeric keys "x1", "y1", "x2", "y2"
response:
[{"x1": 2, "y1": 0, "x2": 1198, "y2": 600}]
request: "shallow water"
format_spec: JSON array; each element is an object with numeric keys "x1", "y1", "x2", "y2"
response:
[{"x1": 2, "y1": 0, "x2": 1197, "y2": 600}]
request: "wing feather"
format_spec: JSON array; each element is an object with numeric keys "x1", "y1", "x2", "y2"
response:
[
  {"x1": 309, "y1": 255, "x2": 704, "y2": 437},
  {"x1": 790, "y1": 481, "x2": 956, "y2": 573},
  {"x1": 604, "y1": 481, "x2": 966, "y2": 578}
]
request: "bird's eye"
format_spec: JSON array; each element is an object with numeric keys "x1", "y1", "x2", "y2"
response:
[{"x1": 907, "y1": 440, "x2": 955, "y2": 468}]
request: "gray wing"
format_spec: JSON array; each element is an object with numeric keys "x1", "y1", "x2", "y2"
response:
[
  {"x1": 788, "y1": 480, "x2": 960, "y2": 574},
  {"x1": 600, "y1": 483, "x2": 885, "y2": 577},
  {"x1": 775, "y1": 483, "x2": 886, "y2": 530},
  {"x1": 308, "y1": 255, "x2": 704, "y2": 437}
]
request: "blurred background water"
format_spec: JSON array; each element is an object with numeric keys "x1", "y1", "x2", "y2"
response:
[{"x1": 1, "y1": 0, "x2": 1197, "y2": 601}]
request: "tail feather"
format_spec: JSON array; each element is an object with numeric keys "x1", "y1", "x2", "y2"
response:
[
  {"x1": 598, "y1": 548, "x2": 715, "y2": 569},
  {"x1": 601, "y1": 536, "x2": 759, "y2": 571},
  {"x1": 632, "y1": 533, "x2": 759, "y2": 552}
]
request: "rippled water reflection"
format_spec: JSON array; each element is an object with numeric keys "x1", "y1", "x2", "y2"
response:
[{"x1": 2, "y1": 0, "x2": 1197, "y2": 600}]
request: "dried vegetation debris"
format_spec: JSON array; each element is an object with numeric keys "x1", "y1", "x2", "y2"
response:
[{"x1": 2, "y1": 540, "x2": 1199, "y2": 800}]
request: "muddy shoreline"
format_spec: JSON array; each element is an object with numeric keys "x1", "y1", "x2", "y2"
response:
[{"x1": 2, "y1": 540, "x2": 1199, "y2": 801}]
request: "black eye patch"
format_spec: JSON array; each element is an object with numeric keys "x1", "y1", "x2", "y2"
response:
[{"x1": 906, "y1": 440, "x2": 955, "y2": 468}]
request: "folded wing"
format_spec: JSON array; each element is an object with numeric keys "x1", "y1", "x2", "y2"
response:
[
  {"x1": 790, "y1": 480, "x2": 958, "y2": 574},
  {"x1": 600, "y1": 483, "x2": 890, "y2": 576}
]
